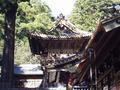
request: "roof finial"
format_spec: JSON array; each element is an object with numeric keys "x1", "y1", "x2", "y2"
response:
[{"x1": 57, "y1": 13, "x2": 65, "y2": 20}]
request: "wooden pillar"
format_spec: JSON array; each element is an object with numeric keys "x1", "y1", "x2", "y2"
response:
[
  {"x1": 42, "y1": 56, "x2": 48, "y2": 88},
  {"x1": 101, "y1": 80, "x2": 104, "y2": 90},
  {"x1": 95, "y1": 65, "x2": 97, "y2": 90},
  {"x1": 107, "y1": 75, "x2": 111, "y2": 90},
  {"x1": 88, "y1": 48, "x2": 94, "y2": 90}
]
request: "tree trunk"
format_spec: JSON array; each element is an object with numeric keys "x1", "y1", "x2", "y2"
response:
[{"x1": 1, "y1": 3, "x2": 18, "y2": 87}]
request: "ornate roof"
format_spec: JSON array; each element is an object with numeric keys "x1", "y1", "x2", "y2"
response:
[
  {"x1": 27, "y1": 32, "x2": 90, "y2": 54},
  {"x1": 27, "y1": 15, "x2": 91, "y2": 54}
]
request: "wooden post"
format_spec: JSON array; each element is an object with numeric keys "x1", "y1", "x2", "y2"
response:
[
  {"x1": 42, "y1": 54, "x2": 48, "y2": 88},
  {"x1": 88, "y1": 48, "x2": 94, "y2": 90},
  {"x1": 95, "y1": 65, "x2": 97, "y2": 90}
]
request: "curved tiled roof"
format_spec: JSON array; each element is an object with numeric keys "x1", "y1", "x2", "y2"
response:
[{"x1": 26, "y1": 18, "x2": 91, "y2": 54}]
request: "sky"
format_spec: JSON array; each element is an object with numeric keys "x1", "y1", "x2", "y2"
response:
[{"x1": 43, "y1": 0, "x2": 76, "y2": 17}]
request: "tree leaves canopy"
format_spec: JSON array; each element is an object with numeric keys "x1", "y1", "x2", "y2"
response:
[
  {"x1": 16, "y1": 0, "x2": 54, "y2": 39},
  {"x1": 69, "y1": 0, "x2": 114, "y2": 31}
]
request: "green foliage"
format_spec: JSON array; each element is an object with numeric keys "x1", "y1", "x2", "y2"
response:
[
  {"x1": 69, "y1": 0, "x2": 113, "y2": 31},
  {"x1": 0, "y1": 0, "x2": 18, "y2": 13},
  {"x1": 16, "y1": 1, "x2": 54, "y2": 39},
  {"x1": 0, "y1": 14, "x2": 4, "y2": 61},
  {"x1": 0, "y1": 14, "x2": 4, "y2": 40},
  {"x1": 0, "y1": 0, "x2": 30, "y2": 14},
  {"x1": 15, "y1": 0, "x2": 53, "y2": 64},
  {"x1": 15, "y1": 40, "x2": 40, "y2": 65},
  {"x1": 112, "y1": 0, "x2": 120, "y2": 3}
]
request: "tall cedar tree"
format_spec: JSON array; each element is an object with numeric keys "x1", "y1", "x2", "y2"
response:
[{"x1": 0, "y1": 0, "x2": 22, "y2": 87}]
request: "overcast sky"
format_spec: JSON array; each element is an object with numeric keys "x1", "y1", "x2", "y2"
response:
[{"x1": 43, "y1": 0, "x2": 76, "y2": 17}]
